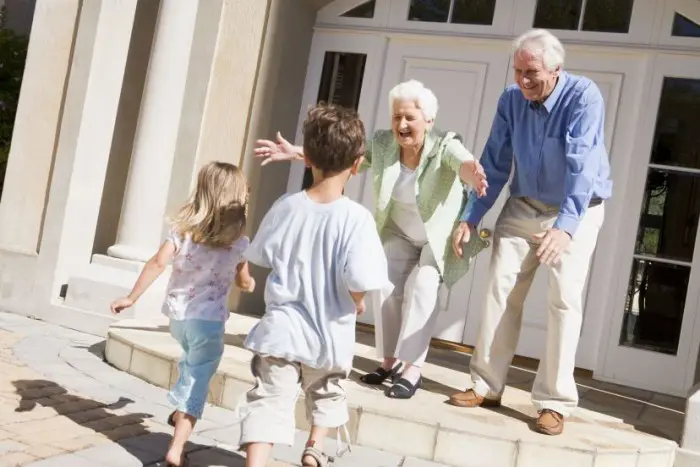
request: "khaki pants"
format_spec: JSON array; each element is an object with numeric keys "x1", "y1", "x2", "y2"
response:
[
  {"x1": 470, "y1": 197, "x2": 604, "y2": 417},
  {"x1": 374, "y1": 226, "x2": 442, "y2": 366},
  {"x1": 238, "y1": 355, "x2": 348, "y2": 446}
]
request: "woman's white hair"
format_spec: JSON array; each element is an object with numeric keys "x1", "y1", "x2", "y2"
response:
[
  {"x1": 512, "y1": 29, "x2": 565, "y2": 70},
  {"x1": 388, "y1": 79, "x2": 438, "y2": 122}
]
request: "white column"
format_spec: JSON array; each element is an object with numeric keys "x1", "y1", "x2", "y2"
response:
[
  {"x1": 0, "y1": 0, "x2": 80, "y2": 254},
  {"x1": 32, "y1": 0, "x2": 139, "y2": 305},
  {"x1": 107, "y1": 0, "x2": 201, "y2": 262}
]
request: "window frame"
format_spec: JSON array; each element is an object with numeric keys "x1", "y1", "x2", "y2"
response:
[
  {"x1": 512, "y1": 0, "x2": 657, "y2": 45},
  {"x1": 655, "y1": 0, "x2": 700, "y2": 48},
  {"x1": 316, "y1": 0, "x2": 392, "y2": 27},
  {"x1": 387, "y1": 0, "x2": 517, "y2": 36}
]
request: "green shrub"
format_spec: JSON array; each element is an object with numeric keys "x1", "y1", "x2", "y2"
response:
[{"x1": 0, "y1": 6, "x2": 29, "y2": 200}]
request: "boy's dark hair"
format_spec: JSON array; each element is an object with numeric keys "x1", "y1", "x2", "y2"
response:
[{"x1": 302, "y1": 103, "x2": 365, "y2": 175}]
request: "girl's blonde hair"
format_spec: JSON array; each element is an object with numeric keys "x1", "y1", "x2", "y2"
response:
[{"x1": 171, "y1": 161, "x2": 248, "y2": 248}]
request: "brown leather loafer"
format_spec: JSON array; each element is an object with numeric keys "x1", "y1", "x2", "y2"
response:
[
  {"x1": 448, "y1": 389, "x2": 502, "y2": 408},
  {"x1": 535, "y1": 409, "x2": 564, "y2": 435}
]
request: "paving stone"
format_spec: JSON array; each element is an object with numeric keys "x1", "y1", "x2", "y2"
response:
[
  {"x1": 74, "y1": 443, "x2": 162, "y2": 466},
  {"x1": 0, "y1": 451, "x2": 38, "y2": 466},
  {"x1": 0, "y1": 439, "x2": 28, "y2": 454},
  {"x1": 185, "y1": 447, "x2": 247, "y2": 467},
  {"x1": 26, "y1": 453, "x2": 97, "y2": 467}
]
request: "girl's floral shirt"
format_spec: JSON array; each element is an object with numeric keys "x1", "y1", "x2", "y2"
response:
[{"x1": 162, "y1": 229, "x2": 249, "y2": 322}]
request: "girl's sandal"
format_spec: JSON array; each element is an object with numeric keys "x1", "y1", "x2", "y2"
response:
[{"x1": 301, "y1": 443, "x2": 329, "y2": 467}]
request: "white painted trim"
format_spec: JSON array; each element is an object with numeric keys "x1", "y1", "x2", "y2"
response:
[
  {"x1": 658, "y1": 0, "x2": 700, "y2": 48},
  {"x1": 286, "y1": 31, "x2": 387, "y2": 203},
  {"x1": 317, "y1": 0, "x2": 391, "y2": 28},
  {"x1": 387, "y1": 0, "x2": 517, "y2": 37},
  {"x1": 598, "y1": 53, "x2": 700, "y2": 395}
]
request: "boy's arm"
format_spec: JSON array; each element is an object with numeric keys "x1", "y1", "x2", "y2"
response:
[
  {"x1": 110, "y1": 240, "x2": 175, "y2": 314},
  {"x1": 235, "y1": 261, "x2": 256, "y2": 293}
]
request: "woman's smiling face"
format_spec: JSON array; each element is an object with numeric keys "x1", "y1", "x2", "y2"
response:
[{"x1": 391, "y1": 99, "x2": 432, "y2": 149}]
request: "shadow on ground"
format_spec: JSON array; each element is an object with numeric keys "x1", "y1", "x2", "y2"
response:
[{"x1": 12, "y1": 379, "x2": 246, "y2": 466}]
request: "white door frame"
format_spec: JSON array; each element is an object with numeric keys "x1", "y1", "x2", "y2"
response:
[
  {"x1": 287, "y1": 31, "x2": 387, "y2": 207},
  {"x1": 597, "y1": 53, "x2": 700, "y2": 396}
]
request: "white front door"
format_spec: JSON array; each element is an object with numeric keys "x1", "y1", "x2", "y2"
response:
[
  {"x1": 371, "y1": 37, "x2": 512, "y2": 341},
  {"x1": 462, "y1": 47, "x2": 648, "y2": 370},
  {"x1": 598, "y1": 54, "x2": 700, "y2": 396}
]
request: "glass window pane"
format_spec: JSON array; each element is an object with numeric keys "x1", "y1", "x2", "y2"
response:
[
  {"x1": 303, "y1": 52, "x2": 367, "y2": 190},
  {"x1": 533, "y1": 0, "x2": 582, "y2": 30},
  {"x1": 620, "y1": 260, "x2": 690, "y2": 355},
  {"x1": 581, "y1": 0, "x2": 633, "y2": 33},
  {"x1": 341, "y1": 0, "x2": 376, "y2": 19},
  {"x1": 672, "y1": 13, "x2": 700, "y2": 38},
  {"x1": 634, "y1": 170, "x2": 700, "y2": 262},
  {"x1": 451, "y1": 0, "x2": 496, "y2": 25},
  {"x1": 650, "y1": 78, "x2": 700, "y2": 170},
  {"x1": 408, "y1": 0, "x2": 450, "y2": 23}
]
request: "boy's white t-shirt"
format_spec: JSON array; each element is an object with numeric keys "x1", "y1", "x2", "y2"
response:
[{"x1": 243, "y1": 191, "x2": 388, "y2": 371}]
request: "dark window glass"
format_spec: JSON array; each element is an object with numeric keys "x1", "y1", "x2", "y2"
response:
[
  {"x1": 620, "y1": 260, "x2": 690, "y2": 355},
  {"x1": 581, "y1": 0, "x2": 633, "y2": 33},
  {"x1": 302, "y1": 52, "x2": 367, "y2": 190},
  {"x1": 408, "y1": 0, "x2": 450, "y2": 23},
  {"x1": 533, "y1": 0, "x2": 582, "y2": 30},
  {"x1": 633, "y1": 170, "x2": 700, "y2": 263},
  {"x1": 672, "y1": 13, "x2": 700, "y2": 38},
  {"x1": 649, "y1": 78, "x2": 700, "y2": 170},
  {"x1": 451, "y1": 0, "x2": 496, "y2": 25},
  {"x1": 341, "y1": 0, "x2": 376, "y2": 19}
]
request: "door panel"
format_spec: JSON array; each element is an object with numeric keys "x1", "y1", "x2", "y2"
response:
[
  {"x1": 600, "y1": 54, "x2": 700, "y2": 396},
  {"x1": 370, "y1": 38, "x2": 511, "y2": 340}
]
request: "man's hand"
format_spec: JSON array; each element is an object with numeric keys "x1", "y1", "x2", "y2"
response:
[
  {"x1": 533, "y1": 229, "x2": 571, "y2": 266},
  {"x1": 452, "y1": 222, "x2": 472, "y2": 258},
  {"x1": 254, "y1": 132, "x2": 302, "y2": 166},
  {"x1": 459, "y1": 160, "x2": 488, "y2": 198}
]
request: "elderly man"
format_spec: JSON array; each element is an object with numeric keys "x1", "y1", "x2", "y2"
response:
[{"x1": 449, "y1": 29, "x2": 611, "y2": 436}]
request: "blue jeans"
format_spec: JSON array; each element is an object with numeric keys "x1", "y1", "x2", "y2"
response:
[{"x1": 168, "y1": 319, "x2": 225, "y2": 419}]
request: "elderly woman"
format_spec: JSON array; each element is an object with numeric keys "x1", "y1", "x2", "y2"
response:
[{"x1": 255, "y1": 80, "x2": 488, "y2": 399}]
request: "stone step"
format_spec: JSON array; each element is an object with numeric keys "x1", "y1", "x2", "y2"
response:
[{"x1": 105, "y1": 314, "x2": 679, "y2": 467}]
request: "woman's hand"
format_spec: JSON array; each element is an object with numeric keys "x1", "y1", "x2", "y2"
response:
[
  {"x1": 254, "y1": 132, "x2": 303, "y2": 166},
  {"x1": 459, "y1": 160, "x2": 488, "y2": 198},
  {"x1": 452, "y1": 222, "x2": 472, "y2": 258}
]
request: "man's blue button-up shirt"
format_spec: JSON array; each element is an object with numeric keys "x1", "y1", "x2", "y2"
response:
[{"x1": 461, "y1": 71, "x2": 612, "y2": 236}]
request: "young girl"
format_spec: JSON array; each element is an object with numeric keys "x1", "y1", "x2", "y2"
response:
[{"x1": 110, "y1": 161, "x2": 255, "y2": 467}]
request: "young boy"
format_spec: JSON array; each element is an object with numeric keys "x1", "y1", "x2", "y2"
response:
[{"x1": 239, "y1": 104, "x2": 388, "y2": 467}]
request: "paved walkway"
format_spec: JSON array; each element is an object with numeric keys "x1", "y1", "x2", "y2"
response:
[{"x1": 0, "y1": 311, "x2": 441, "y2": 466}]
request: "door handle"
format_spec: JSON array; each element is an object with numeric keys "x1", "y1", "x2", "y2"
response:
[{"x1": 479, "y1": 228, "x2": 492, "y2": 248}]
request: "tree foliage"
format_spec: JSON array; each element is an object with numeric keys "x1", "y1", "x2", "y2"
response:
[{"x1": 0, "y1": 5, "x2": 29, "y2": 199}]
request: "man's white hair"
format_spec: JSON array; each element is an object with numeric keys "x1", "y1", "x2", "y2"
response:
[
  {"x1": 388, "y1": 79, "x2": 438, "y2": 121},
  {"x1": 512, "y1": 29, "x2": 565, "y2": 70}
]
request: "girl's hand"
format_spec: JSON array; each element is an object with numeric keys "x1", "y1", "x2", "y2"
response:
[
  {"x1": 110, "y1": 297, "x2": 134, "y2": 314},
  {"x1": 254, "y1": 132, "x2": 302, "y2": 166}
]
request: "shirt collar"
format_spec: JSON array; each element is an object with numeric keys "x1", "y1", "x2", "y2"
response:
[{"x1": 529, "y1": 71, "x2": 567, "y2": 113}]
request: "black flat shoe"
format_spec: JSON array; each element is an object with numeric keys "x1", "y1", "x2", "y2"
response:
[
  {"x1": 360, "y1": 363, "x2": 403, "y2": 385},
  {"x1": 386, "y1": 377, "x2": 421, "y2": 399}
]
